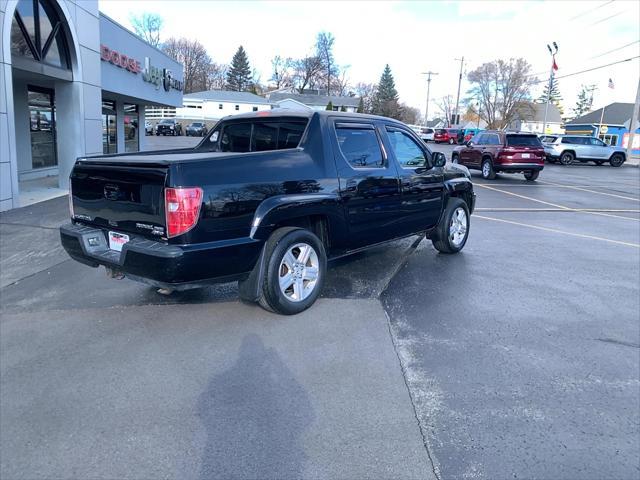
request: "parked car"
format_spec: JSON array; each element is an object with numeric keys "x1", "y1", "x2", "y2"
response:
[
  {"x1": 60, "y1": 111, "x2": 475, "y2": 315},
  {"x1": 419, "y1": 127, "x2": 435, "y2": 142},
  {"x1": 542, "y1": 135, "x2": 626, "y2": 167},
  {"x1": 452, "y1": 130, "x2": 545, "y2": 181},
  {"x1": 185, "y1": 122, "x2": 208, "y2": 137},
  {"x1": 145, "y1": 120, "x2": 153, "y2": 136},
  {"x1": 155, "y1": 119, "x2": 182, "y2": 136},
  {"x1": 434, "y1": 128, "x2": 460, "y2": 144}
]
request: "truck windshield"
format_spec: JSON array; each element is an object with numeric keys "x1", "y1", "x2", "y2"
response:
[{"x1": 506, "y1": 135, "x2": 541, "y2": 147}]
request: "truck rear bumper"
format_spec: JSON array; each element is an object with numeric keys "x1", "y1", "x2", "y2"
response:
[{"x1": 60, "y1": 223, "x2": 262, "y2": 288}]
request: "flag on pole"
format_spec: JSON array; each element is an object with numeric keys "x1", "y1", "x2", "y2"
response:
[
  {"x1": 608, "y1": 78, "x2": 615, "y2": 89},
  {"x1": 552, "y1": 57, "x2": 558, "y2": 71}
]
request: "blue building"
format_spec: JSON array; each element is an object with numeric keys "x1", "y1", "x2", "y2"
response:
[{"x1": 565, "y1": 102, "x2": 639, "y2": 154}]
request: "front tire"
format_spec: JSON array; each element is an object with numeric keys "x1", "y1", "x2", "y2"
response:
[
  {"x1": 481, "y1": 158, "x2": 496, "y2": 180},
  {"x1": 432, "y1": 198, "x2": 470, "y2": 254},
  {"x1": 258, "y1": 227, "x2": 326, "y2": 315},
  {"x1": 609, "y1": 153, "x2": 624, "y2": 167},
  {"x1": 560, "y1": 151, "x2": 574, "y2": 165},
  {"x1": 524, "y1": 170, "x2": 539, "y2": 181}
]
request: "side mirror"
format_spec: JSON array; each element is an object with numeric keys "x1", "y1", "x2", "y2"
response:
[
  {"x1": 432, "y1": 152, "x2": 446, "y2": 168},
  {"x1": 466, "y1": 141, "x2": 473, "y2": 147}
]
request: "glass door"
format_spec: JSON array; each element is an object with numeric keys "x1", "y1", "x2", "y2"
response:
[
  {"x1": 28, "y1": 86, "x2": 57, "y2": 169},
  {"x1": 102, "y1": 100, "x2": 116, "y2": 154}
]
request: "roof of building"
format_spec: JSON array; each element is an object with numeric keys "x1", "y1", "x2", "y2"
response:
[
  {"x1": 268, "y1": 92, "x2": 360, "y2": 107},
  {"x1": 567, "y1": 102, "x2": 634, "y2": 126},
  {"x1": 426, "y1": 118, "x2": 444, "y2": 128},
  {"x1": 513, "y1": 102, "x2": 562, "y2": 123},
  {"x1": 184, "y1": 90, "x2": 273, "y2": 105}
]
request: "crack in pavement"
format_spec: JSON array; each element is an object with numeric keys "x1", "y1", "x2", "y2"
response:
[
  {"x1": 596, "y1": 338, "x2": 640, "y2": 349},
  {"x1": 0, "y1": 222, "x2": 61, "y2": 230}
]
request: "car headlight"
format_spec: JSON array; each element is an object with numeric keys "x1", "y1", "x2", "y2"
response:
[{"x1": 170, "y1": 126, "x2": 174, "y2": 130}]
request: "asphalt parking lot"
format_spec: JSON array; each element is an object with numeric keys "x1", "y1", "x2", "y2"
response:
[{"x1": 1, "y1": 138, "x2": 638, "y2": 479}]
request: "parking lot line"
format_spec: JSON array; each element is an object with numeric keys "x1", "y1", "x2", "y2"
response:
[
  {"x1": 538, "y1": 180, "x2": 640, "y2": 202},
  {"x1": 475, "y1": 208, "x2": 640, "y2": 213},
  {"x1": 474, "y1": 215, "x2": 640, "y2": 248},
  {"x1": 476, "y1": 184, "x2": 640, "y2": 222}
]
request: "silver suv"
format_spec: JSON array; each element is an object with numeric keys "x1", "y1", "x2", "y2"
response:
[{"x1": 542, "y1": 135, "x2": 626, "y2": 167}]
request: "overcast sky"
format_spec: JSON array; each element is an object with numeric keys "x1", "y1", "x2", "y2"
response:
[{"x1": 99, "y1": 0, "x2": 640, "y2": 119}]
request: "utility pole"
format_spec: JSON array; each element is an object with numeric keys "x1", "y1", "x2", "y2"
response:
[
  {"x1": 421, "y1": 71, "x2": 439, "y2": 125},
  {"x1": 453, "y1": 57, "x2": 464, "y2": 126},
  {"x1": 542, "y1": 42, "x2": 559, "y2": 135},
  {"x1": 625, "y1": 77, "x2": 639, "y2": 161}
]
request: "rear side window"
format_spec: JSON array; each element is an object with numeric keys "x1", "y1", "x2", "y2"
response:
[
  {"x1": 336, "y1": 126, "x2": 384, "y2": 168},
  {"x1": 278, "y1": 122, "x2": 306, "y2": 149},
  {"x1": 221, "y1": 123, "x2": 251, "y2": 152},
  {"x1": 506, "y1": 135, "x2": 542, "y2": 147},
  {"x1": 206, "y1": 119, "x2": 307, "y2": 153},
  {"x1": 562, "y1": 136, "x2": 588, "y2": 145}
]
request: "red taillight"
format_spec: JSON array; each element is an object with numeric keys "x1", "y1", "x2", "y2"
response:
[{"x1": 164, "y1": 187, "x2": 203, "y2": 238}]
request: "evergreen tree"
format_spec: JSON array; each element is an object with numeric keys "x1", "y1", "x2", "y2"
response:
[
  {"x1": 357, "y1": 97, "x2": 364, "y2": 113},
  {"x1": 226, "y1": 46, "x2": 252, "y2": 91},
  {"x1": 340, "y1": 105, "x2": 347, "y2": 112},
  {"x1": 572, "y1": 84, "x2": 595, "y2": 119},
  {"x1": 537, "y1": 75, "x2": 564, "y2": 115},
  {"x1": 372, "y1": 64, "x2": 401, "y2": 119},
  {"x1": 326, "y1": 101, "x2": 334, "y2": 111}
]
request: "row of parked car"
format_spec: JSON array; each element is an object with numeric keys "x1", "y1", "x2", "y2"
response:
[
  {"x1": 144, "y1": 120, "x2": 210, "y2": 137},
  {"x1": 411, "y1": 126, "x2": 478, "y2": 145},
  {"x1": 449, "y1": 131, "x2": 627, "y2": 182}
]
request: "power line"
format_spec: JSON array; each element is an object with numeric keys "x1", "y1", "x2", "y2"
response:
[
  {"x1": 588, "y1": 10, "x2": 624, "y2": 26},
  {"x1": 569, "y1": 0, "x2": 615, "y2": 21},
  {"x1": 589, "y1": 40, "x2": 640, "y2": 59},
  {"x1": 530, "y1": 55, "x2": 639, "y2": 85}
]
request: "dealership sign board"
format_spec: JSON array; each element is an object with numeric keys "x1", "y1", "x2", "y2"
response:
[{"x1": 100, "y1": 44, "x2": 183, "y2": 92}]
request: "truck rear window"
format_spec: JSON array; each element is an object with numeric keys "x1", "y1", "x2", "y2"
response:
[
  {"x1": 203, "y1": 118, "x2": 308, "y2": 153},
  {"x1": 506, "y1": 135, "x2": 542, "y2": 147}
]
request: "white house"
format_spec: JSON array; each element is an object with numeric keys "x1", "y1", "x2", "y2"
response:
[
  {"x1": 508, "y1": 102, "x2": 564, "y2": 134},
  {"x1": 267, "y1": 92, "x2": 360, "y2": 113},
  {"x1": 174, "y1": 90, "x2": 273, "y2": 121}
]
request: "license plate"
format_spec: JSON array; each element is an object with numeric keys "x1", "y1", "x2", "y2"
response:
[
  {"x1": 522, "y1": 153, "x2": 530, "y2": 159},
  {"x1": 108, "y1": 231, "x2": 129, "y2": 252}
]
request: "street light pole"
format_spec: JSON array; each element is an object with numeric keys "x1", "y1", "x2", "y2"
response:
[
  {"x1": 542, "y1": 42, "x2": 558, "y2": 135},
  {"x1": 453, "y1": 57, "x2": 464, "y2": 126},
  {"x1": 421, "y1": 71, "x2": 439, "y2": 125}
]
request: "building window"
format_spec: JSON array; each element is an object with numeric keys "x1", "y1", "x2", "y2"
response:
[
  {"x1": 599, "y1": 134, "x2": 619, "y2": 146},
  {"x1": 28, "y1": 86, "x2": 57, "y2": 169},
  {"x1": 124, "y1": 104, "x2": 139, "y2": 153},
  {"x1": 10, "y1": 0, "x2": 71, "y2": 69},
  {"x1": 252, "y1": 106, "x2": 258, "y2": 112},
  {"x1": 219, "y1": 104, "x2": 223, "y2": 110},
  {"x1": 102, "y1": 100, "x2": 117, "y2": 154},
  {"x1": 235, "y1": 105, "x2": 240, "y2": 111}
]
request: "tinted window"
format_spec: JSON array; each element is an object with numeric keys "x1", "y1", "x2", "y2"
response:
[
  {"x1": 471, "y1": 134, "x2": 482, "y2": 144},
  {"x1": 278, "y1": 122, "x2": 306, "y2": 149},
  {"x1": 221, "y1": 123, "x2": 251, "y2": 152},
  {"x1": 252, "y1": 122, "x2": 278, "y2": 151},
  {"x1": 540, "y1": 136, "x2": 557, "y2": 143},
  {"x1": 562, "y1": 136, "x2": 587, "y2": 145},
  {"x1": 506, "y1": 135, "x2": 542, "y2": 147},
  {"x1": 436, "y1": 129, "x2": 447, "y2": 134},
  {"x1": 387, "y1": 129, "x2": 427, "y2": 168},
  {"x1": 336, "y1": 127, "x2": 384, "y2": 168},
  {"x1": 485, "y1": 134, "x2": 500, "y2": 145}
]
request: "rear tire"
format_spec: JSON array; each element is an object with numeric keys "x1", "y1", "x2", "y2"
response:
[
  {"x1": 524, "y1": 170, "x2": 539, "y2": 181},
  {"x1": 452, "y1": 153, "x2": 459, "y2": 164},
  {"x1": 481, "y1": 158, "x2": 496, "y2": 180},
  {"x1": 609, "y1": 153, "x2": 624, "y2": 167},
  {"x1": 258, "y1": 227, "x2": 326, "y2": 315},
  {"x1": 560, "y1": 151, "x2": 574, "y2": 165},
  {"x1": 432, "y1": 198, "x2": 470, "y2": 254}
]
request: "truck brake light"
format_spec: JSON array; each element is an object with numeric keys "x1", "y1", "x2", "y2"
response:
[{"x1": 165, "y1": 187, "x2": 203, "y2": 238}]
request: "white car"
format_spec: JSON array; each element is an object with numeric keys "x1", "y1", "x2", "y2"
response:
[
  {"x1": 543, "y1": 135, "x2": 626, "y2": 167},
  {"x1": 145, "y1": 120, "x2": 153, "y2": 136},
  {"x1": 408, "y1": 125, "x2": 435, "y2": 142}
]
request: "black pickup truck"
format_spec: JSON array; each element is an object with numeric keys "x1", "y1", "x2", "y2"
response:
[{"x1": 61, "y1": 111, "x2": 475, "y2": 314}]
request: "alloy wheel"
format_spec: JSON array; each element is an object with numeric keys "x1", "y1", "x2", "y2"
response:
[
  {"x1": 278, "y1": 243, "x2": 319, "y2": 302},
  {"x1": 449, "y1": 208, "x2": 468, "y2": 247}
]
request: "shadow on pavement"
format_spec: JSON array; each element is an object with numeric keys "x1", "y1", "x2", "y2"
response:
[{"x1": 197, "y1": 334, "x2": 313, "y2": 479}]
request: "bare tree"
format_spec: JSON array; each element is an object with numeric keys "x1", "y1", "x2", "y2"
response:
[
  {"x1": 130, "y1": 13, "x2": 163, "y2": 47},
  {"x1": 270, "y1": 56, "x2": 293, "y2": 89},
  {"x1": 332, "y1": 65, "x2": 351, "y2": 97},
  {"x1": 292, "y1": 56, "x2": 324, "y2": 93},
  {"x1": 399, "y1": 103, "x2": 422, "y2": 125},
  {"x1": 467, "y1": 58, "x2": 537, "y2": 129},
  {"x1": 162, "y1": 37, "x2": 212, "y2": 93},
  {"x1": 315, "y1": 32, "x2": 338, "y2": 95},
  {"x1": 206, "y1": 63, "x2": 228, "y2": 90},
  {"x1": 354, "y1": 82, "x2": 377, "y2": 113},
  {"x1": 435, "y1": 95, "x2": 455, "y2": 126}
]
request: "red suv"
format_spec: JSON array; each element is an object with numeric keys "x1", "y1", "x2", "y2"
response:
[
  {"x1": 434, "y1": 128, "x2": 460, "y2": 144},
  {"x1": 451, "y1": 131, "x2": 545, "y2": 181}
]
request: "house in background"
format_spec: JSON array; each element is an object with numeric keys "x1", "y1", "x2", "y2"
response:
[
  {"x1": 426, "y1": 118, "x2": 446, "y2": 129},
  {"x1": 565, "y1": 102, "x2": 639, "y2": 152},
  {"x1": 267, "y1": 92, "x2": 360, "y2": 112},
  {"x1": 507, "y1": 102, "x2": 563, "y2": 134},
  {"x1": 174, "y1": 90, "x2": 273, "y2": 121}
]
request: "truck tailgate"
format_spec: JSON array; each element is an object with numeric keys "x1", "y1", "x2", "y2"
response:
[{"x1": 70, "y1": 163, "x2": 168, "y2": 237}]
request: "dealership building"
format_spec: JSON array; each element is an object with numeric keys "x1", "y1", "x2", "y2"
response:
[{"x1": 0, "y1": 0, "x2": 184, "y2": 211}]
